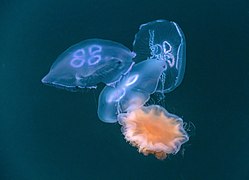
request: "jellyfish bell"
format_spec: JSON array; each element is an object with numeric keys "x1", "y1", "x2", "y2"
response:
[
  {"x1": 118, "y1": 105, "x2": 189, "y2": 160},
  {"x1": 133, "y1": 19, "x2": 186, "y2": 93},
  {"x1": 42, "y1": 39, "x2": 135, "y2": 91},
  {"x1": 97, "y1": 59, "x2": 166, "y2": 123}
]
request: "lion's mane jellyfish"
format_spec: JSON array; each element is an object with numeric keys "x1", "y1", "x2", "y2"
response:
[
  {"x1": 118, "y1": 105, "x2": 189, "y2": 160},
  {"x1": 42, "y1": 20, "x2": 190, "y2": 160}
]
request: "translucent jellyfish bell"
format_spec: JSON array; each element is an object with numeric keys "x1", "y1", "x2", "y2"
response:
[
  {"x1": 133, "y1": 20, "x2": 186, "y2": 93},
  {"x1": 42, "y1": 39, "x2": 135, "y2": 91},
  {"x1": 98, "y1": 59, "x2": 166, "y2": 123}
]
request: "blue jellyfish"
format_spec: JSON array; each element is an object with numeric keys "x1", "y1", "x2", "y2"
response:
[
  {"x1": 133, "y1": 19, "x2": 186, "y2": 93},
  {"x1": 42, "y1": 39, "x2": 135, "y2": 91},
  {"x1": 97, "y1": 59, "x2": 166, "y2": 123}
]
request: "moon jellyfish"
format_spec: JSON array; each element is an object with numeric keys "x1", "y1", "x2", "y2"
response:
[
  {"x1": 133, "y1": 19, "x2": 186, "y2": 93},
  {"x1": 97, "y1": 59, "x2": 166, "y2": 123},
  {"x1": 42, "y1": 19, "x2": 190, "y2": 160},
  {"x1": 42, "y1": 39, "x2": 135, "y2": 91}
]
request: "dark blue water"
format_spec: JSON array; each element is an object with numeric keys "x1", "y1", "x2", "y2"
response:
[{"x1": 1, "y1": 0, "x2": 249, "y2": 179}]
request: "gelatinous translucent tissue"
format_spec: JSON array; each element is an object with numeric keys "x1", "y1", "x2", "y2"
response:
[
  {"x1": 42, "y1": 39, "x2": 135, "y2": 91},
  {"x1": 42, "y1": 19, "x2": 189, "y2": 160},
  {"x1": 98, "y1": 59, "x2": 166, "y2": 123},
  {"x1": 133, "y1": 20, "x2": 186, "y2": 93}
]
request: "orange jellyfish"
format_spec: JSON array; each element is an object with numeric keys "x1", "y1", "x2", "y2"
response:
[{"x1": 118, "y1": 105, "x2": 189, "y2": 160}]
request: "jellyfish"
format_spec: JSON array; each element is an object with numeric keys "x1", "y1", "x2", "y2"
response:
[
  {"x1": 42, "y1": 39, "x2": 135, "y2": 91},
  {"x1": 97, "y1": 59, "x2": 166, "y2": 123},
  {"x1": 133, "y1": 19, "x2": 186, "y2": 93},
  {"x1": 42, "y1": 19, "x2": 190, "y2": 160},
  {"x1": 118, "y1": 105, "x2": 189, "y2": 160}
]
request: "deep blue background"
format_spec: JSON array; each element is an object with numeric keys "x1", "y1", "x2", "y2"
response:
[{"x1": 1, "y1": 0, "x2": 249, "y2": 179}]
